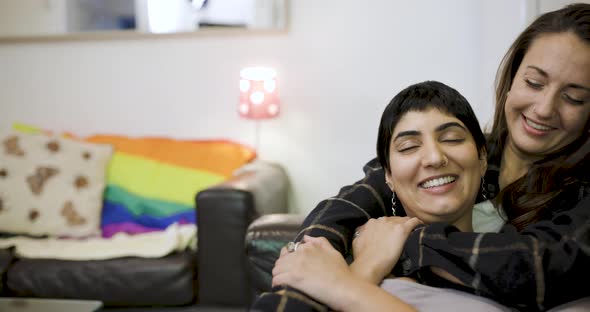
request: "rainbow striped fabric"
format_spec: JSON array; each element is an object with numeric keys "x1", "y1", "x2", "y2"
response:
[{"x1": 84, "y1": 135, "x2": 256, "y2": 238}]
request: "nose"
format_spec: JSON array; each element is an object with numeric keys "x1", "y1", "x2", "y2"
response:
[
  {"x1": 533, "y1": 89, "x2": 559, "y2": 119},
  {"x1": 422, "y1": 141, "x2": 448, "y2": 168}
]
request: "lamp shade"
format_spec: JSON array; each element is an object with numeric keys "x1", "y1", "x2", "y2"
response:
[{"x1": 239, "y1": 66, "x2": 280, "y2": 119}]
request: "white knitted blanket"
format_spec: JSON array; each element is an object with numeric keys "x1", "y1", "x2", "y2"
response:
[{"x1": 0, "y1": 223, "x2": 196, "y2": 260}]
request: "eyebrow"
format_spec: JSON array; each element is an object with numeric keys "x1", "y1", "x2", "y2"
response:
[
  {"x1": 435, "y1": 122, "x2": 466, "y2": 132},
  {"x1": 527, "y1": 65, "x2": 590, "y2": 92},
  {"x1": 393, "y1": 122, "x2": 466, "y2": 142},
  {"x1": 527, "y1": 65, "x2": 549, "y2": 78}
]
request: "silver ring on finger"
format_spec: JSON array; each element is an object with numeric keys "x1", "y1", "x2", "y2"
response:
[
  {"x1": 354, "y1": 231, "x2": 361, "y2": 238},
  {"x1": 287, "y1": 241, "x2": 300, "y2": 253}
]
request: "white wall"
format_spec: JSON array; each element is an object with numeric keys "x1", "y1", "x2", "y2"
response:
[
  {"x1": 0, "y1": 0, "x2": 67, "y2": 36},
  {"x1": 0, "y1": 0, "x2": 533, "y2": 215},
  {"x1": 540, "y1": 0, "x2": 590, "y2": 13},
  {"x1": 478, "y1": 0, "x2": 532, "y2": 131}
]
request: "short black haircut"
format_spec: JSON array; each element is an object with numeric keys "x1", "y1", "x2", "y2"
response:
[{"x1": 376, "y1": 80, "x2": 486, "y2": 173}]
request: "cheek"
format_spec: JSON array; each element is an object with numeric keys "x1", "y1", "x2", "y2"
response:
[
  {"x1": 562, "y1": 108, "x2": 590, "y2": 132},
  {"x1": 458, "y1": 149, "x2": 484, "y2": 177},
  {"x1": 504, "y1": 96, "x2": 520, "y2": 120},
  {"x1": 505, "y1": 97, "x2": 516, "y2": 111},
  {"x1": 505, "y1": 82, "x2": 534, "y2": 113},
  {"x1": 389, "y1": 160, "x2": 415, "y2": 184}
]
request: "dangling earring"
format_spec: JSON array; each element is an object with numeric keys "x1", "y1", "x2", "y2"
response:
[
  {"x1": 481, "y1": 177, "x2": 488, "y2": 200},
  {"x1": 391, "y1": 192, "x2": 397, "y2": 216}
]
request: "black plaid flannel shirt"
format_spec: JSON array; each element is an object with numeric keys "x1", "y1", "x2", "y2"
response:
[{"x1": 252, "y1": 156, "x2": 590, "y2": 312}]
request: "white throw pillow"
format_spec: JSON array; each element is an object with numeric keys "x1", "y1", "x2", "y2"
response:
[{"x1": 0, "y1": 131, "x2": 113, "y2": 237}]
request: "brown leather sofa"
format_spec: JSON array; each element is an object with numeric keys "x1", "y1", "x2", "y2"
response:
[{"x1": 0, "y1": 162, "x2": 289, "y2": 310}]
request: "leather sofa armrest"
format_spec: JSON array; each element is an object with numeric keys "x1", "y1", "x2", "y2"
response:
[
  {"x1": 0, "y1": 248, "x2": 14, "y2": 295},
  {"x1": 245, "y1": 214, "x2": 305, "y2": 295},
  {"x1": 196, "y1": 161, "x2": 289, "y2": 307}
]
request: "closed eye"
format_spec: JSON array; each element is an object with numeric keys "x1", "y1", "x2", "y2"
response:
[
  {"x1": 562, "y1": 93, "x2": 586, "y2": 105},
  {"x1": 442, "y1": 139, "x2": 465, "y2": 143},
  {"x1": 398, "y1": 145, "x2": 419, "y2": 153},
  {"x1": 525, "y1": 79, "x2": 543, "y2": 90}
]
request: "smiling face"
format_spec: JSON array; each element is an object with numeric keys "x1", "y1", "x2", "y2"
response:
[
  {"x1": 505, "y1": 32, "x2": 590, "y2": 160},
  {"x1": 386, "y1": 108, "x2": 487, "y2": 231}
]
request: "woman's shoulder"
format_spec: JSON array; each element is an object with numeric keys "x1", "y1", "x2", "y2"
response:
[
  {"x1": 579, "y1": 181, "x2": 590, "y2": 201},
  {"x1": 548, "y1": 182, "x2": 590, "y2": 218}
]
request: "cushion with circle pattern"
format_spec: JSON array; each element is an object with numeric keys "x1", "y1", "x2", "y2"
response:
[{"x1": 0, "y1": 131, "x2": 113, "y2": 237}]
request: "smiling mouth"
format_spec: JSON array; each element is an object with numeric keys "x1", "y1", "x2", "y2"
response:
[
  {"x1": 524, "y1": 115, "x2": 554, "y2": 131},
  {"x1": 419, "y1": 176, "x2": 456, "y2": 189}
]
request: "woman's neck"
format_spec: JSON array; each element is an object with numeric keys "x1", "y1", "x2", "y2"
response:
[
  {"x1": 454, "y1": 211, "x2": 474, "y2": 232},
  {"x1": 500, "y1": 139, "x2": 536, "y2": 190},
  {"x1": 406, "y1": 211, "x2": 473, "y2": 232},
  {"x1": 424, "y1": 211, "x2": 474, "y2": 232}
]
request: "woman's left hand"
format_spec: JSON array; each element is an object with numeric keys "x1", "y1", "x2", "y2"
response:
[{"x1": 351, "y1": 216, "x2": 423, "y2": 284}]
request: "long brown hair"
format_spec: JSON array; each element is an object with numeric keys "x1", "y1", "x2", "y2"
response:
[{"x1": 489, "y1": 3, "x2": 590, "y2": 230}]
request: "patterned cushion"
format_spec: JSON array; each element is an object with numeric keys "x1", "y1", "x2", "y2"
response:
[{"x1": 0, "y1": 131, "x2": 113, "y2": 237}]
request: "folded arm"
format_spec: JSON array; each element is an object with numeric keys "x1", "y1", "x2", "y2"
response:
[
  {"x1": 404, "y1": 194, "x2": 590, "y2": 310},
  {"x1": 272, "y1": 236, "x2": 417, "y2": 312},
  {"x1": 295, "y1": 158, "x2": 393, "y2": 255},
  {"x1": 250, "y1": 160, "x2": 394, "y2": 311}
]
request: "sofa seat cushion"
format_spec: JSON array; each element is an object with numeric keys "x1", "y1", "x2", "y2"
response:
[{"x1": 6, "y1": 251, "x2": 196, "y2": 307}]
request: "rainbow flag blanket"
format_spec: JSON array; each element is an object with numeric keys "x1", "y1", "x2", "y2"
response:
[{"x1": 85, "y1": 135, "x2": 256, "y2": 238}]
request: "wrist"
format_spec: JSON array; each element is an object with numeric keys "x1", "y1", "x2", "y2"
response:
[
  {"x1": 350, "y1": 259, "x2": 386, "y2": 284},
  {"x1": 333, "y1": 275, "x2": 416, "y2": 312},
  {"x1": 329, "y1": 274, "x2": 366, "y2": 311}
]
